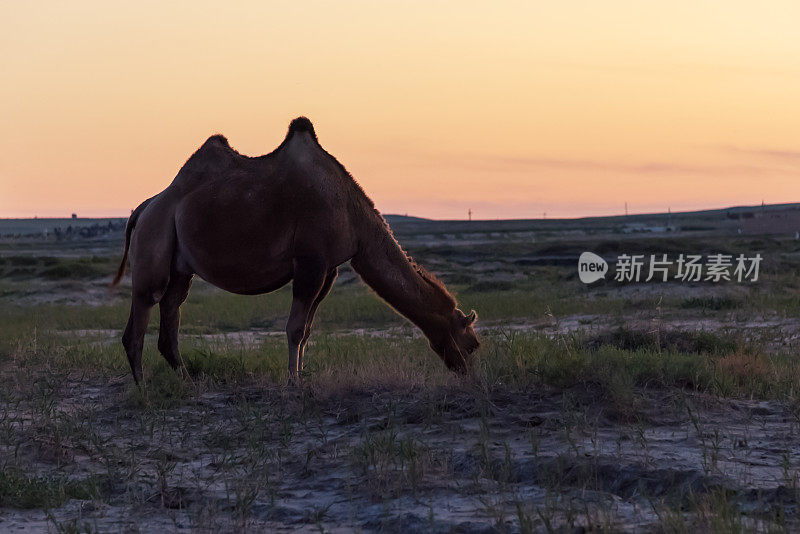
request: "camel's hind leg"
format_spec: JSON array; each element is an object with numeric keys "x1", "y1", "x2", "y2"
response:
[
  {"x1": 121, "y1": 212, "x2": 175, "y2": 385},
  {"x1": 122, "y1": 293, "x2": 155, "y2": 385},
  {"x1": 298, "y1": 268, "x2": 337, "y2": 372},
  {"x1": 286, "y1": 257, "x2": 328, "y2": 385},
  {"x1": 157, "y1": 272, "x2": 194, "y2": 372}
]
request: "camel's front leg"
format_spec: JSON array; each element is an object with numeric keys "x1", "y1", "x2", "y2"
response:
[
  {"x1": 297, "y1": 268, "x2": 338, "y2": 373},
  {"x1": 286, "y1": 257, "x2": 328, "y2": 385}
]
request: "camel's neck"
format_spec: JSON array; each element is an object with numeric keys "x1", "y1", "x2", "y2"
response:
[{"x1": 350, "y1": 217, "x2": 454, "y2": 334}]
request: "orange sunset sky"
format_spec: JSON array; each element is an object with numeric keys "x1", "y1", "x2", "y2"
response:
[{"x1": 2, "y1": 1, "x2": 799, "y2": 220}]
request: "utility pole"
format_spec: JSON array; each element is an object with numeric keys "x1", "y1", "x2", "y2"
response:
[
  {"x1": 624, "y1": 202, "x2": 628, "y2": 216},
  {"x1": 468, "y1": 208, "x2": 472, "y2": 221}
]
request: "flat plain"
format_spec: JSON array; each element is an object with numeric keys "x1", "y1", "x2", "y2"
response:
[{"x1": 2, "y1": 207, "x2": 800, "y2": 532}]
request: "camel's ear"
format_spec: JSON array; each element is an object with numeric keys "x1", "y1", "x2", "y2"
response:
[{"x1": 465, "y1": 310, "x2": 477, "y2": 326}]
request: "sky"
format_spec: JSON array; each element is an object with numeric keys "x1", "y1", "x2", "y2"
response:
[{"x1": 1, "y1": 1, "x2": 799, "y2": 220}]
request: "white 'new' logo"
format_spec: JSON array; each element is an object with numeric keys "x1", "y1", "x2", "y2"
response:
[{"x1": 578, "y1": 252, "x2": 608, "y2": 283}]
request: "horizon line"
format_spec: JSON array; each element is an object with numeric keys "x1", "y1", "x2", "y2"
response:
[{"x1": 2, "y1": 200, "x2": 798, "y2": 223}]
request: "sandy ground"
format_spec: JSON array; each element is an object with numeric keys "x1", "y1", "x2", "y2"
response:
[
  {"x1": 1, "y1": 375, "x2": 799, "y2": 532},
  {"x1": 3, "y1": 227, "x2": 799, "y2": 531},
  {"x1": 54, "y1": 310, "x2": 800, "y2": 357}
]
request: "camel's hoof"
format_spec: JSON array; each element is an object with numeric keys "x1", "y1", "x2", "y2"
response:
[
  {"x1": 176, "y1": 366, "x2": 196, "y2": 387},
  {"x1": 287, "y1": 373, "x2": 302, "y2": 387}
]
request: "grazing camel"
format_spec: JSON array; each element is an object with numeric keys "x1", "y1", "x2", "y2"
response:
[{"x1": 111, "y1": 117, "x2": 480, "y2": 384}]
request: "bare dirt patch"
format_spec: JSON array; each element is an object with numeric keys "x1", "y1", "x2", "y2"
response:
[{"x1": 2, "y1": 371, "x2": 799, "y2": 532}]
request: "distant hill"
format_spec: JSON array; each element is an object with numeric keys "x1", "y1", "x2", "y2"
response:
[
  {"x1": 0, "y1": 218, "x2": 126, "y2": 239},
  {"x1": 383, "y1": 214, "x2": 432, "y2": 224},
  {"x1": 380, "y1": 202, "x2": 800, "y2": 237},
  {"x1": 384, "y1": 202, "x2": 800, "y2": 225},
  {"x1": 3, "y1": 202, "x2": 800, "y2": 239},
  {"x1": 0, "y1": 217, "x2": 127, "y2": 235}
]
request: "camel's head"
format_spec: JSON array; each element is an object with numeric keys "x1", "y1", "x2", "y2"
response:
[{"x1": 429, "y1": 308, "x2": 480, "y2": 373}]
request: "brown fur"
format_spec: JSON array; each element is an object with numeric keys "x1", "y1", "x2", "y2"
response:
[{"x1": 113, "y1": 117, "x2": 479, "y2": 384}]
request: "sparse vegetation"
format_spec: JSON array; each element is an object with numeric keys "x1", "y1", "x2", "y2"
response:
[
  {"x1": 2, "y1": 217, "x2": 800, "y2": 531},
  {"x1": 0, "y1": 469, "x2": 108, "y2": 509}
]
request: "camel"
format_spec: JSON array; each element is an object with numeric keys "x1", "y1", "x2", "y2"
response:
[{"x1": 111, "y1": 117, "x2": 480, "y2": 385}]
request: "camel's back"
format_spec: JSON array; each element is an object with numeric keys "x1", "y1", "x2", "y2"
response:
[
  {"x1": 169, "y1": 134, "x2": 266, "y2": 192},
  {"x1": 160, "y1": 119, "x2": 365, "y2": 272},
  {"x1": 168, "y1": 120, "x2": 358, "y2": 212}
]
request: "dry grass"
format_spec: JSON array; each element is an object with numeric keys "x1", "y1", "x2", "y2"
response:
[{"x1": 3, "y1": 228, "x2": 800, "y2": 530}]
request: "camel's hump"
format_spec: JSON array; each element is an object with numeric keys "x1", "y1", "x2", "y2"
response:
[
  {"x1": 179, "y1": 134, "x2": 237, "y2": 174},
  {"x1": 202, "y1": 134, "x2": 230, "y2": 148},
  {"x1": 286, "y1": 117, "x2": 317, "y2": 141}
]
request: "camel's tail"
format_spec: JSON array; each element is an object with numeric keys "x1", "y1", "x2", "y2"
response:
[{"x1": 110, "y1": 197, "x2": 153, "y2": 288}]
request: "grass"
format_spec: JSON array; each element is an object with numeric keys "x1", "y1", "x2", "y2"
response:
[
  {"x1": 680, "y1": 296, "x2": 742, "y2": 311},
  {"x1": 0, "y1": 280, "x2": 595, "y2": 334},
  {"x1": 0, "y1": 469, "x2": 108, "y2": 509},
  {"x1": 482, "y1": 327, "x2": 799, "y2": 403},
  {"x1": 2, "y1": 230, "x2": 800, "y2": 530},
  {"x1": 3, "y1": 300, "x2": 799, "y2": 407},
  {"x1": 351, "y1": 428, "x2": 444, "y2": 498},
  {"x1": 0, "y1": 256, "x2": 115, "y2": 281}
]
